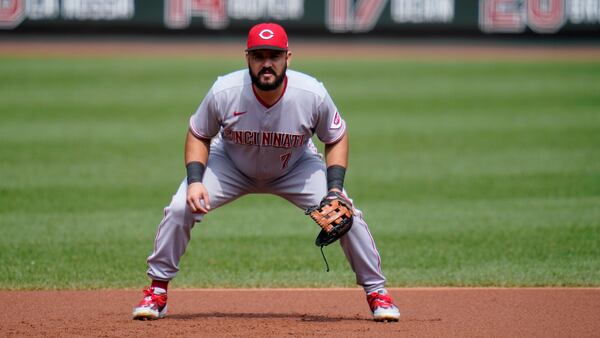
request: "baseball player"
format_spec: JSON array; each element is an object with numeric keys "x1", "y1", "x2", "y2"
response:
[{"x1": 132, "y1": 22, "x2": 400, "y2": 322}]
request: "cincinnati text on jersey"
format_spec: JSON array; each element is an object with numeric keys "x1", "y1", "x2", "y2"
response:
[{"x1": 222, "y1": 128, "x2": 306, "y2": 149}]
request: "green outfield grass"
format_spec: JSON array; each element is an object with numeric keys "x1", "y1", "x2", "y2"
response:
[{"x1": 1, "y1": 56, "x2": 599, "y2": 289}]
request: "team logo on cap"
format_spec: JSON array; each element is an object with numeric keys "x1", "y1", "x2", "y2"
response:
[{"x1": 258, "y1": 29, "x2": 274, "y2": 40}]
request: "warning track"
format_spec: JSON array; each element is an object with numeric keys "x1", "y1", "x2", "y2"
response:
[{"x1": 1, "y1": 39, "x2": 600, "y2": 61}]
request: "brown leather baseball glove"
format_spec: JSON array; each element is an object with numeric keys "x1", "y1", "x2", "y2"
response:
[{"x1": 305, "y1": 190, "x2": 354, "y2": 247}]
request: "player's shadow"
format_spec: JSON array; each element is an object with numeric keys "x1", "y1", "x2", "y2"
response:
[{"x1": 168, "y1": 312, "x2": 367, "y2": 322}]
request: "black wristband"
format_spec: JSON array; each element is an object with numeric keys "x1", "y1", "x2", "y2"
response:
[
  {"x1": 327, "y1": 165, "x2": 346, "y2": 191},
  {"x1": 186, "y1": 161, "x2": 206, "y2": 185}
]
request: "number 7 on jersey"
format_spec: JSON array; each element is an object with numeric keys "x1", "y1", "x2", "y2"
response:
[{"x1": 280, "y1": 152, "x2": 292, "y2": 169}]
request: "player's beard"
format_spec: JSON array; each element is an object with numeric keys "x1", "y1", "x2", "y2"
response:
[{"x1": 250, "y1": 63, "x2": 287, "y2": 91}]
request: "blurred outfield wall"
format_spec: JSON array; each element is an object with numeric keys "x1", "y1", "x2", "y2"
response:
[{"x1": 1, "y1": 0, "x2": 599, "y2": 36}]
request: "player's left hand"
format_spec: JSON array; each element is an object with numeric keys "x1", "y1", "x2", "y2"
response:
[{"x1": 322, "y1": 189, "x2": 352, "y2": 206}]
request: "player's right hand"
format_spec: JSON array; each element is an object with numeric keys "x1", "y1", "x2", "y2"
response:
[{"x1": 186, "y1": 182, "x2": 211, "y2": 214}]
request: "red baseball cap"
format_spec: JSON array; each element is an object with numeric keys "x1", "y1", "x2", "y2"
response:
[{"x1": 246, "y1": 23, "x2": 288, "y2": 51}]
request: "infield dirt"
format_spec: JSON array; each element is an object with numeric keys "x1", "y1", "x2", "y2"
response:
[{"x1": 2, "y1": 288, "x2": 600, "y2": 337}]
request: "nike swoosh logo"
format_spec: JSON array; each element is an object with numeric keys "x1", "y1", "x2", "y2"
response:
[{"x1": 233, "y1": 111, "x2": 247, "y2": 116}]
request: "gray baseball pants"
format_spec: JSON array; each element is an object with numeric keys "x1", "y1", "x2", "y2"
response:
[{"x1": 146, "y1": 140, "x2": 387, "y2": 293}]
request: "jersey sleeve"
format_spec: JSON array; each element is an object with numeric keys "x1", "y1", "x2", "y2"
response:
[
  {"x1": 189, "y1": 89, "x2": 221, "y2": 140},
  {"x1": 315, "y1": 90, "x2": 346, "y2": 144}
]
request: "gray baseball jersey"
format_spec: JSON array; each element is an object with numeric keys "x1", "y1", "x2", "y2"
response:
[
  {"x1": 189, "y1": 69, "x2": 345, "y2": 179},
  {"x1": 146, "y1": 69, "x2": 388, "y2": 293}
]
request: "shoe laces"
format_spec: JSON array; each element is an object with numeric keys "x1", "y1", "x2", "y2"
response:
[
  {"x1": 367, "y1": 291, "x2": 394, "y2": 310},
  {"x1": 141, "y1": 287, "x2": 167, "y2": 307}
]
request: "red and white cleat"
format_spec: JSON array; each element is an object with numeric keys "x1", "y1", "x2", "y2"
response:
[
  {"x1": 367, "y1": 289, "x2": 400, "y2": 322},
  {"x1": 132, "y1": 287, "x2": 168, "y2": 320}
]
